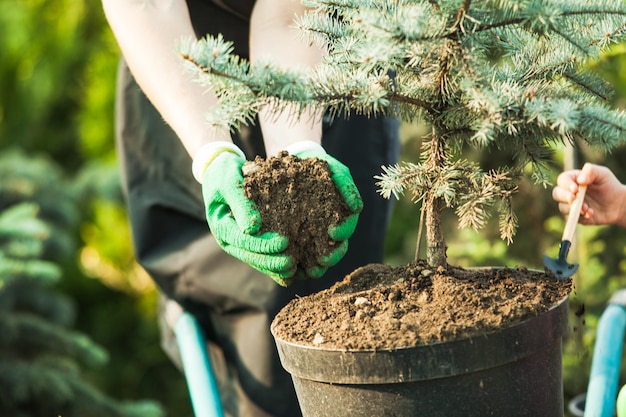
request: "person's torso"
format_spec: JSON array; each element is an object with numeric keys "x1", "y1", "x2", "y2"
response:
[
  {"x1": 186, "y1": 0, "x2": 255, "y2": 58},
  {"x1": 207, "y1": 0, "x2": 256, "y2": 21}
]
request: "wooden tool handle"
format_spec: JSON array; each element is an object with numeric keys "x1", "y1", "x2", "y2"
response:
[{"x1": 562, "y1": 184, "x2": 587, "y2": 242}]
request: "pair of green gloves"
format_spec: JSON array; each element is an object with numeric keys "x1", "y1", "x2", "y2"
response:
[{"x1": 192, "y1": 141, "x2": 362, "y2": 286}]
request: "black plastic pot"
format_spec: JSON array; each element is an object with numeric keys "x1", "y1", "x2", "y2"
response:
[{"x1": 272, "y1": 295, "x2": 569, "y2": 417}]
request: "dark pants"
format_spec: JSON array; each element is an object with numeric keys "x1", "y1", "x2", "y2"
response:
[{"x1": 115, "y1": 53, "x2": 399, "y2": 416}]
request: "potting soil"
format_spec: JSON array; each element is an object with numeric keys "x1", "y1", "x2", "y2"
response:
[{"x1": 245, "y1": 152, "x2": 573, "y2": 350}]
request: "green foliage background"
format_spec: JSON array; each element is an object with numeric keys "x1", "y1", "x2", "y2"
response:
[
  {"x1": 0, "y1": 1, "x2": 192, "y2": 415},
  {"x1": 1, "y1": 1, "x2": 625, "y2": 416}
]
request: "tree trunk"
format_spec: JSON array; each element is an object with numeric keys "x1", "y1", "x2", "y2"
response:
[
  {"x1": 424, "y1": 128, "x2": 447, "y2": 268},
  {"x1": 425, "y1": 195, "x2": 446, "y2": 267}
]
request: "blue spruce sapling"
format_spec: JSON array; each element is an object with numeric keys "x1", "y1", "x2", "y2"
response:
[{"x1": 180, "y1": 0, "x2": 626, "y2": 268}]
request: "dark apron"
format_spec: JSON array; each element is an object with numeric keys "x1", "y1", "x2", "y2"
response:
[{"x1": 115, "y1": 1, "x2": 400, "y2": 415}]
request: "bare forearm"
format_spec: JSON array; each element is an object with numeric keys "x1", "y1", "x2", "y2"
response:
[
  {"x1": 102, "y1": 0, "x2": 230, "y2": 157},
  {"x1": 250, "y1": 0, "x2": 324, "y2": 156},
  {"x1": 103, "y1": 0, "x2": 326, "y2": 159}
]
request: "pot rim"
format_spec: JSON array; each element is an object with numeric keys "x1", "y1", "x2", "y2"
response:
[{"x1": 272, "y1": 294, "x2": 569, "y2": 383}]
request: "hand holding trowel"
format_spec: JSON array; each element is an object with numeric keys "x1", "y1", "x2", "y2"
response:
[{"x1": 544, "y1": 184, "x2": 587, "y2": 279}]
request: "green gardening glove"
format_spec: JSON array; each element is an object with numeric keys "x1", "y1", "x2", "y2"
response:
[
  {"x1": 193, "y1": 142, "x2": 296, "y2": 286},
  {"x1": 287, "y1": 141, "x2": 363, "y2": 278}
]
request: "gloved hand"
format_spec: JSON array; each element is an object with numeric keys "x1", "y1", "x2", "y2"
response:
[
  {"x1": 287, "y1": 141, "x2": 363, "y2": 278},
  {"x1": 193, "y1": 142, "x2": 296, "y2": 286}
]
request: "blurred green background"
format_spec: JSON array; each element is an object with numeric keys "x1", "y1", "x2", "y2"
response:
[{"x1": 1, "y1": 1, "x2": 626, "y2": 416}]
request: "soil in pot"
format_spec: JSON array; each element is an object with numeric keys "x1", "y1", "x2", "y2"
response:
[
  {"x1": 273, "y1": 261, "x2": 572, "y2": 349},
  {"x1": 243, "y1": 152, "x2": 573, "y2": 348}
]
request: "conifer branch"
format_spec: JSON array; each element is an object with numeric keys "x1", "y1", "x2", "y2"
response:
[
  {"x1": 589, "y1": 21, "x2": 626, "y2": 46},
  {"x1": 180, "y1": 53, "x2": 242, "y2": 85},
  {"x1": 428, "y1": 0, "x2": 440, "y2": 11},
  {"x1": 560, "y1": 8, "x2": 626, "y2": 18},
  {"x1": 472, "y1": 18, "x2": 525, "y2": 34},
  {"x1": 387, "y1": 91, "x2": 436, "y2": 114},
  {"x1": 454, "y1": 0, "x2": 473, "y2": 33},
  {"x1": 520, "y1": 55, "x2": 612, "y2": 102},
  {"x1": 562, "y1": 71, "x2": 612, "y2": 103}
]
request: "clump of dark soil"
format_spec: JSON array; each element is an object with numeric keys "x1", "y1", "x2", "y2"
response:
[
  {"x1": 272, "y1": 261, "x2": 572, "y2": 350},
  {"x1": 243, "y1": 152, "x2": 351, "y2": 275}
]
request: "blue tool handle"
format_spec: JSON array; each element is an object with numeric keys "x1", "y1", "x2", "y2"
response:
[
  {"x1": 174, "y1": 311, "x2": 225, "y2": 417},
  {"x1": 585, "y1": 296, "x2": 626, "y2": 417}
]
